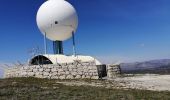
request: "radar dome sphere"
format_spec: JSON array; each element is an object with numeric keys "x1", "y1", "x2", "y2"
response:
[{"x1": 36, "y1": 0, "x2": 78, "y2": 41}]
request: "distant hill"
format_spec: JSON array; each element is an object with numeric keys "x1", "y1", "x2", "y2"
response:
[{"x1": 120, "y1": 59, "x2": 170, "y2": 74}]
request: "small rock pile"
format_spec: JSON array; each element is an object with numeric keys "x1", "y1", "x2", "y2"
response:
[{"x1": 4, "y1": 61, "x2": 99, "y2": 79}]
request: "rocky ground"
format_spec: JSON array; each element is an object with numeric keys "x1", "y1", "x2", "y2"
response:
[
  {"x1": 115, "y1": 74, "x2": 170, "y2": 91},
  {"x1": 55, "y1": 74, "x2": 170, "y2": 91}
]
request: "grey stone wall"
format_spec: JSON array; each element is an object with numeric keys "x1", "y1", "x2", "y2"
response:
[
  {"x1": 107, "y1": 64, "x2": 121, "y2": 78},
  {"x1": 4, "y1": 61, "x2": 121, "y2": 80},
  {"x1": 4, "y1": 61, "x2": 99, "y2": 79}
]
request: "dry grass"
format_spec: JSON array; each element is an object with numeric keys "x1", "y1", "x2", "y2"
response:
[{"x1": 0, "y1": 77, "x2": 170, "y2": 100}]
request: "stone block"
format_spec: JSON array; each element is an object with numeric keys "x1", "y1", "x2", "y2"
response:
[
  {"x1": 89, "y1": 73, "x2": 93, "y2": 76},
  {"x1": 51, "y1": 71, "x2": 57, "y2": 75},
  {"x1": 73, "y1": 69, "x2": 77, "y2": 72},
  {"x1": 23, "y1": 67, "x2": 29, "y2": 70},
  {"x1": 58, "y1": 69, "x2": 64, "y2": 72},
  {"x1": 20, "y1": 71, "x2": 27, "y2": 76},
  {"x1": 89, "y1": 62, "x2": 96, "y2": 66},
  {"x1": 43, "y1": 72, "x2": 49, "y2": 76},
  {"x1": 35, "y1": 72, "x2": 42, "y2": 76},
  {"x1": 35, "y1": 75, "x2": 43, "y2": 78},
  {"x1": 45, "y1": 68, "x2": 51, "y2": 72},
  {"x1": 48, "y1": 65, "x2": 53, "y2": 69},
  {"x1": 68, "y1": 65, "x2": 74, "y2": 68},
  {"x1": 91, "y1": 76, "x2": 99, "y2": 79},
  {"x1": 31, "y1": 66, "x2": 36, "y2": 69},
  {"x1": 77, "y1": 72, "x2": 83, "y2": 75},
  {"x1": 82, "y1": 75, "x2": 86, "y2": 79},
  {"x1": 82, "y1": 62, "x2": 90, "y2": 66},
  {"x1": 71, "y1": 72, "x2": 77, "y2": 76},
  {"x1": 47, "y1": 76, "x2": 51, "y2": 79},
  {"x1": 85, "y1": 76, "x2": 91, "y2": 79},
  {"x1": 51, "y1": 76, "x2": 59, "y2": 79},
  {"x1": 75, "y1": 75, "x2": 81, "y2": 79},
  {"x1": 27, "y1": 72, "x2": 35, "y2": 77},
  {"x1": 84, "y1": 69, "x2": 88, "y2": 72},
  {"x1": 84, "y1": 73, "x2": 89, "y2": 76},
  {"x1": 39, "y1": 68, "x2": 44, "y2": 72},
  {"x1": 51, "y1": 68, "x2": 57, "y2": 72},
  {"x1": 65, "y1": 71, "x2": 70, "y2": 75},
  {"x1": 35, "y1": 66, "x2": 41, "y2": 69},
  {"x1": 61, "y1": 63, "x2": 67, "y2": 66},
  {"x1": 93, "y1": 72, "x2": 98, "y2": 76},
  {"x1": 59, "y1": 75, "x2": 66, "y2": 79},
  {"x1": 49, "y1": 74, "x2": 52, "y2": 77},
  {"x1": 66, "y1": 75, "x2": 74, "y2": 79},
  {"x1": 33, "y1": 69, "x2": 38, "y2": 72},
  {"x1": 58, "y1": 71, "x2": 65, "y2": 75}
]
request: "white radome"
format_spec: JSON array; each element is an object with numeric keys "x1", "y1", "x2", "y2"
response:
[{"x1": 36, "y1": 0, "x2": 78, "y2": 41}]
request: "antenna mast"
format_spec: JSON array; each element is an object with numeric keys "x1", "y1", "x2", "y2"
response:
[{"x1": 44, "y1": 32, "x2": 47, "y2": 54}]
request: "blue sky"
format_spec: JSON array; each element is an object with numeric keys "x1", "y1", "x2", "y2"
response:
[{"x1": 0, "y1": 0, "x2": 170, "y2": 65}]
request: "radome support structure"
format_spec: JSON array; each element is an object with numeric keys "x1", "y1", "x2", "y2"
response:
[
  {"x1": 3, "y1": 0, "x2": 122, "y2": 80},
  {"x1": 53, "y1": 41, "x2": 63, "y2": 54},
  {"x1": 37, "y1": 0, "x2": 78, "y2": 56}
]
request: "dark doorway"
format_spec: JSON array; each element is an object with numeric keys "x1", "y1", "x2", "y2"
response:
[{"x1": 97, "y1": 65, "x2": 107, "y2": 78}]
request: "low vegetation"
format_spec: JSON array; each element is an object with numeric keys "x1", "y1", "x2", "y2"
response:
[{"x1": 0, "y1": 78, "x2": 170, "y2": 100}]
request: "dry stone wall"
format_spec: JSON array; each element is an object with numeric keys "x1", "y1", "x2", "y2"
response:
[
  {"x1": 107, "y1": 64, "x2": 121, "y2": 78},
  {"x1": 4, "y1": 61, "x2": 99, "y2": 79},
  {"x1": 4, "y1": 61, "x2": 121, "y2": 80}
]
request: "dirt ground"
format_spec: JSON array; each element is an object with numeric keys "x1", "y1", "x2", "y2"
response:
[
  {"x1": 115, "y1": 74, "x2": 170, "y2": 91},
  {"x1": 56, "y1": 74, "x2": 170, "y2": 91}
]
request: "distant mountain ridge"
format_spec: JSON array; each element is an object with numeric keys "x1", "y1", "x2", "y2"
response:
[{"x1": 120, "y1": 59, "x2": 170, "y2": 74}]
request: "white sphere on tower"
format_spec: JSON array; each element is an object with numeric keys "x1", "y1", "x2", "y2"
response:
[{"x1": 36, "y1": 0, "x2": 78, "y2": 41}]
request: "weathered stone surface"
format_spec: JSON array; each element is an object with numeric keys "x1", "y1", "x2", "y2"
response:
[
  {"x1": 58, "y1": 69, "x2": 64, "y2": 72},
  {"x1": 48, "y1": 66, "x2": 53, "y2": 69},
  {"x1": 33, "y1": 69, "x2": 38, "y2": 72},
  {"x1": 52, "y1": 72, "x2": 57, "y2": 76},
  {"x1": 93, "y1": 72, "x2": 98, "y2": 76},
  {"x1": 39, "y1": 68, "x2": 44, "y2": 72},
  {"x1": 91, "y1": 76, "x2": 99, "y2": 79},
  {"x1": 45, "y1": 68, "x2": 51, "y2": 72},
  {"x1": 107, "y1": 64, "x2": 121, "y2": 78},
  {"x1": 23, "y1": 67, "x2": 29, "y2": 70},
  {"x1": 66, "y1": 75, "x2": 74, "y2": 79},
  {"x1": 71, "y1": 72, "x2": 77, "y2": 76},
  {"x1": 35, "y1": 66, "x2": 41, "y2": 69},
  {"x1": 65, "y1": 71, "x2": 70, "y2": 75},
  {"x1": 85, "y1": 76, "x2": 91, "y2": 79},
  {"x1": 4, "y1": 61, "x2": 121, "y2": 80},
  {"x1": 43, "y1": 72, "x2": 49, "y2": 76},
  {"x1": 35, "y1": 72, "x2": 40, "y2": 76},
  {"x1": 51, "y1": 76, "x2": 59, "y2": 79},
  {"x1": 75, "y1": 75, "x2": 81, "y2": 79},
  {"x1": 21, "y1": 71, "x2": 27, "y2": 76},
  {"x1": 27, "y1": 72, "x2": 35, "y2": 77},
  {"x1": 89, "y1": 73, "x2": 93, "y2": 76},
  {"x1": 51, "y1": 68, "x2": 57, "y2": 72},
  {"x1": 35, "y1": 75, "x2": 43, "y2": 78},
  {"x1": 59, "y1": 75, "x2": 66, "y2": 79}
]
